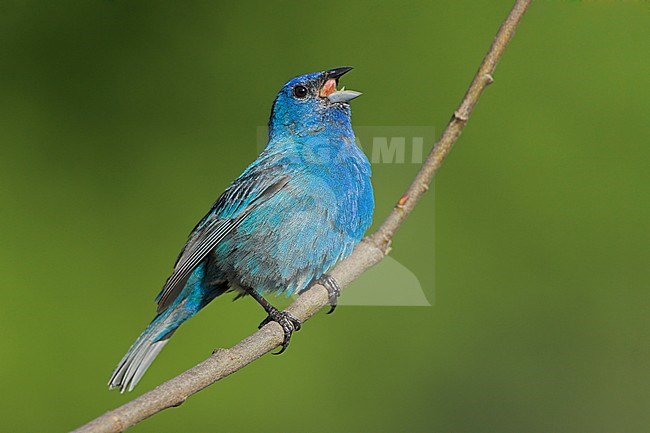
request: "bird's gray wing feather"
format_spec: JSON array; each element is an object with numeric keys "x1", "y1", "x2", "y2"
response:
[{"x1": 155, "y1": 173, "x2": 290, "y2": 312}]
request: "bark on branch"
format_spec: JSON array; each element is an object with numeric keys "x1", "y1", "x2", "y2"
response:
[{"x1": 71, "y1": 1, "x2": 532, "y2": 431}]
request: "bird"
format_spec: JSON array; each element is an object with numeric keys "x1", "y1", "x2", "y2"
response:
[{"x1": 108, "y1": 67, "x2": 374, "y2": 393}]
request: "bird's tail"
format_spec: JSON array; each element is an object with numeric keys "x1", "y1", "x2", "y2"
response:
[{"x1": 108, "y1": 307, "x2": 182, "y2": 393}]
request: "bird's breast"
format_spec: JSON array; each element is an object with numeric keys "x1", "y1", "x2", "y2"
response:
[{"x1": 212, "y1": 161, "x2": 372, "y2": 296}]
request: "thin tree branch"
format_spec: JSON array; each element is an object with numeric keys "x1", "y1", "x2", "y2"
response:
[{"x1": 71, "y1": 1, "x2": 532, "y2": 431}]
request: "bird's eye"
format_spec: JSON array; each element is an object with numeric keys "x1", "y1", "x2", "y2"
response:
[{"x1": 292, "y1": 85, "x2": 308, "y2": 99}]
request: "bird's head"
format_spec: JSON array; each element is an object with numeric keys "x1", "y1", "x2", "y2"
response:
[{"x1": 268, "y1": 67, "x2": 361, "y2": 139}]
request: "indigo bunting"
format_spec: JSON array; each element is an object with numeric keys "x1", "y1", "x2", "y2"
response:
[{"x1": 109, "y1": 67, "x2": 374, "y2": 392}]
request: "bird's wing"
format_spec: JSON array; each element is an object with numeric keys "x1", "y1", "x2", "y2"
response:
[{"x1": 154, "y1": 171, "x2": 290, "y2": 313}]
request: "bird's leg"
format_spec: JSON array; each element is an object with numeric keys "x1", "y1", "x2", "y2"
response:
[
  {"x1": 316, "y1": 274, "x2": 341, "y2": 314},
  {"x1": 246, "y1": 288, "x2": 301, "y2": 355}
]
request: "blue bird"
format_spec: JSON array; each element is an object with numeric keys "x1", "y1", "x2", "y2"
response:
[{"x1": 108, "y1": 67, "x2": 374, "y2": 392}]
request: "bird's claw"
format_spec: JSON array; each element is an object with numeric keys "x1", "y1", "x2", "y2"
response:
[
  {"x1": 258, "y1": 310, "x2": 301, "y2": 355},
  {"x1": 317, "y1": 274, "x2": 341, "y2": 314}
]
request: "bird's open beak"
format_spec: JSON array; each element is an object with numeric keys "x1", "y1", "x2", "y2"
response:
[{"x1": 320, "y1": 67, "x2": 362, "y2": 103}]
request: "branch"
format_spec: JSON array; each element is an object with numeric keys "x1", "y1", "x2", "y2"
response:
[{"x1": 71, "y1": 1, "x2": 532, "y2": 431}]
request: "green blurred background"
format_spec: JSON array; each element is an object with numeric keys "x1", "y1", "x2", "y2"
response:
[{"x1": 1, "y1": 1, "x2": 649, "y2": 432}]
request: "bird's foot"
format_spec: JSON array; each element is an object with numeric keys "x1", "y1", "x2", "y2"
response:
[
  {"x1": 317, "y1": 274, "x2": 341, "y2": 314},
  {"x1": 259, "y1": 309, "x2": 301, "y2": 355}
]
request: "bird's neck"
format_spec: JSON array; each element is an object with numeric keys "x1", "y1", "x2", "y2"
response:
[
  {"x1": 268, "y1": 104, "x2": 353, "y2": 140},
  {"x1": 267, "y1": 123, "x2": 361, "y2": 164},
  {"x1": 264, "y1": 106, "x2": 369, "y2": 180}
]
